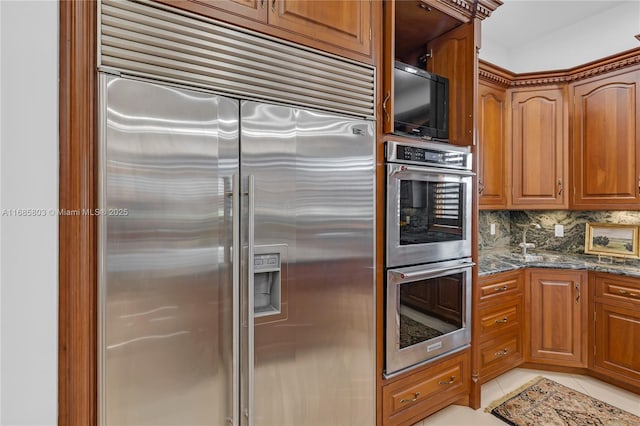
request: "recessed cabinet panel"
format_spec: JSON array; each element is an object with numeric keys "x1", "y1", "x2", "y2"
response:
[
  {"x1": 571, "y1": 70, "x2": 640, "y2": 209},
  {"x1": 510, "y1": 87, "x2": 568, "y2": 208}
]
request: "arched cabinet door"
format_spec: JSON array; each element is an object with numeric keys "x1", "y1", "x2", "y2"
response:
[
  {"x1": 510, "y1": 86, "x2": 568, "y2": 208},
  {"x1": 571, "y1": 69, "x2": 640, "y2": 209}
]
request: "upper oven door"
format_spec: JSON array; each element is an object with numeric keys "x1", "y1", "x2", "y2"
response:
[{"x1": 386, "y1": 163, "x2": 473, "y2": 267}]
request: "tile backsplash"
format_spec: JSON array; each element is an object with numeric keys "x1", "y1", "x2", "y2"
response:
[{"x1": 479, "y1": 210, "x2": 640, "y2": 254}]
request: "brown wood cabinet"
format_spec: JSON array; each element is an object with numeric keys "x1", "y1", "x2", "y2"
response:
[
  {"x1": 591, "y1": 273, "x2": 640, "y2": 390},
  {"x1": 382, "y1": 349, "x2": 469, "y2": 426},
  {"x1": 526, "y1": 269, "x2": 588, "y2": 367},
  {"x1": 570, "y1": 68, "x2": 640, "y2": 209},
  {"x1": 477, "y1": 270, "x2": 524, "y2": 382},
  {"x1": 510, "y1": 86, "x2": 568, "y2": 208},
  {"x1": 428, "y1": 22, "x2": 478, "y2": 147},
  {"x1": 155, "y1": 0, "x2": 374, "y2": 64},
  {"x1": 478, "y1": 81, "x2": 508, "y2": 208}
]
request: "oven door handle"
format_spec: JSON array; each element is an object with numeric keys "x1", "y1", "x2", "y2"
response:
[
  {"x1": 389, "y1": 262, "x2": 475, "y2": 282},
  {"x1": 388, "y1": 164, "x2": 475, "y2": 177}
]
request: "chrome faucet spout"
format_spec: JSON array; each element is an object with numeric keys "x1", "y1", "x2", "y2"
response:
[{"x1": 519, "y1": 223, "x2": 541, "y2": 256}]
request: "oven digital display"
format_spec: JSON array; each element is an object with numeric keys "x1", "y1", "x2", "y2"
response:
[{"x1": 396, "y1": 145, "x2": 466, "y2": 168}]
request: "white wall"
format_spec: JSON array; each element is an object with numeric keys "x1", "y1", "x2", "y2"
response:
[
  {"x1": 0, "y1": 1, "x2": 59, "y2": 425},
  {"x1": 482, "y1": 1, "x2": 640, "y2": 72}
]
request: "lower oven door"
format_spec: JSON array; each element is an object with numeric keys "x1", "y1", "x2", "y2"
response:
[
  {"x1": 385, "y1": 258, "x2": 473, "y2": 376},
  {"x1": 386, "y1": 163, "x2": 473, "y2": 267}
]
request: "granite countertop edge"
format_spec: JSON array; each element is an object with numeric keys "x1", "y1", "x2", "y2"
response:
[{"x1": 479, "y1": 249, "x2": 640, "y2": 279}]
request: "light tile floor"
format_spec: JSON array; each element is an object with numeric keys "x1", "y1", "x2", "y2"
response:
[{"x1": 412, "y1": 368, "x2": 640, "y2": 426}]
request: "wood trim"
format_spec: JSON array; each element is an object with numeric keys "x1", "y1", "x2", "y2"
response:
[
  {"x1": 426, "y1": 0, "x2": 502, "y2": 22},
  {"x1": 59, "y1": 1, "x2": 98, "y2": 425},
  {"x1": 480, "y1": 47, "x2": 640, "y2": 87}
]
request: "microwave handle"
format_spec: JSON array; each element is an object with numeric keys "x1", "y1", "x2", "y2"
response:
[
  {"x1": 389, "y1": 261, "x2": 475, "y2": 282},
  {"x1": 389, "y1": 164, "x2": 475, "y2": 177}
]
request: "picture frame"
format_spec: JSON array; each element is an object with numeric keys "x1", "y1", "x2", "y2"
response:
[{"x1": 584, "y1": 223, "x2": 640, "y2": 258}]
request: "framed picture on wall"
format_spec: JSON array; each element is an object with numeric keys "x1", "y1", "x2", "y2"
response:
[{"x1": 584, "y1": 223, "x2": 640, "y2": 258}]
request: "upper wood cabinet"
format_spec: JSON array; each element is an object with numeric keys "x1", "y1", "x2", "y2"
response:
[
  {"x1": 510, "y1": 86, "x2": 568, "y2": 208},
  {"x1": 428, "y1": 22, "x2": 478, "y2": 147},
  {"x1": 571, "y1": 68, "x2": 640, "y2": 209},
  {"x1": 526, "y1": 269, "x2": 588, "y2": 368},
  {"x1": 477, "y1": 81, "x2": 508, "y2": 208},
  {"x1": 154, "y1": 0, "x2": 375, "y2": 64}
]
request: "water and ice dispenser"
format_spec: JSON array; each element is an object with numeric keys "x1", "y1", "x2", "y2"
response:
[{"x1": 253, "y1": 245, "x2": 286, "y2": 319}]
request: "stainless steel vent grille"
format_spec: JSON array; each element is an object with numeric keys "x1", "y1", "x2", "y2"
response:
[{"x1": 98, "y1": 0, "x2": 375, "y2": 118}]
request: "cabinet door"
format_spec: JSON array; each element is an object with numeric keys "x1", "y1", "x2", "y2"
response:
[
  {"x1": 510, "y1": 87, "x2": 568, "y2": 208},
  {"x1": 158, "y1": 0, "x2": 268, "y2": 23},
  {"x1": 571, "y1": 69, "x2": 640, "y2": 209},
  {"x1": 593, "y1": 303, "x2": 640, "y2": 385},
  {"x1": 268, "y1": 0, "x2": 371, "y2": 56},
  {"x1": 527, "y1": 270, "x2": 587, "y2": 367},
  {"x1": 478, "y1": 82, "x2": 508, "y2": 208},
  {"x1": 428, "y1": 21, "x2": 479, "y2": 146}
]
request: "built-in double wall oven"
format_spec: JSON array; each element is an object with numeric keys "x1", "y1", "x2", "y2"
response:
[{"x1": 385, "y1": 140, "x2": 474, "y2": 376}]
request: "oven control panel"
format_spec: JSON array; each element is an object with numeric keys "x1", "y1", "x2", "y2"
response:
[{"x1": 386, "y1": 140, "x2": 471, "y2": 170}]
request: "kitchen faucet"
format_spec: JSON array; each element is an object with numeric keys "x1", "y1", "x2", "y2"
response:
[{"x1": 519, "y1": 223, "x2": 542, "y2": 257}]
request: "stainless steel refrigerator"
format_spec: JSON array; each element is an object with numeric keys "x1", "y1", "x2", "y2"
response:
[{"x1": 98, "y1": 75, "x2": 375, "y2": 426}]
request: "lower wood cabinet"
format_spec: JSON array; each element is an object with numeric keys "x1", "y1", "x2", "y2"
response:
[
  {"x1": 591, "y1": 273, "x2": 640, "y2": 390},
  {"x1": 526, "y1": 269, "x2": 588, "y2": 367},
  {"x1": 477, "y1": 270, "x2": 525, "y2": 383},
  {"x1": 382, "y1": 350, "x2": 469, "y2": 426}
]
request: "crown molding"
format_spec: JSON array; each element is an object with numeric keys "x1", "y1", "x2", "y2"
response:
[
  {"x1": 426, "y1": 0, "x2": 503, "y2": 22},
  {"x1": 479, "y1": 47, "x2": 640, "y2": 88}
]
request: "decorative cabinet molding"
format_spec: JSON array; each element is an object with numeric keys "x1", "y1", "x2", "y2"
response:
[{"x1": 479, "y1": 47, "x2": 640, "y2": 88}]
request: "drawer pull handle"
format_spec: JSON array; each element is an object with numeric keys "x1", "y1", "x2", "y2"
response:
[
  {"x1": 494, "y1": 349, "x2": 509, "y2": 357},
  {"x1": 619, "y1": 289, "x2": 640, "y2": 298},
  {"x1": 495, "y1": 317, "x2": 508, "y2": 324},
  {"x1": 400, "y1": 392, "x2": 420, "y2": 403},
  {"x1": 494, "y1": 286, "x2": 508, "y2": 292},
  {"x1": 439, "y1": 376, "x2": 456, "y2": 385}
]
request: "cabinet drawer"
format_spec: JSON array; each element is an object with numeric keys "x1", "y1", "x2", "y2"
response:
[
  {"x1": 479, "y1": 330, "x2": 523, "y2": 381},
  {"x1": 479, "y1": 270, "x2": 523, "y2": 303},
  {"x1": 389, "y1": 364, "x2": 462, "y2": 412},
  {"x1": 479, "y1": 299, "x2": 522, "y2": 339},
  {"x1": 594, "y1": 273, "x2": 640, "y2": 306},
  {"x1": 382, "y1": 351, "x2": 469, "y2": 424}
]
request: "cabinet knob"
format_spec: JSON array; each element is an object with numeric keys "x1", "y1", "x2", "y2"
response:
[{"x1": 400, "y1": 392, "x2": 421, "y2": 403}]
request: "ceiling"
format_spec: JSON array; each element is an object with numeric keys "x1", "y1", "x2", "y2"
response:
[
  {"x1": 482, "y1": 1, "x2": 620, "y2": 49},
  {"x1": 481, "y1": 0, "x2": 640, "y2": 72}
]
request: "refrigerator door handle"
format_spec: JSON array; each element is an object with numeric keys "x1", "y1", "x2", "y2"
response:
[
  {"x1": 247, "y1": 175, "x2": 256, "y2": 426},
  {"x1": 232, "y1": 174, "x2": 240, "y2": 426}
]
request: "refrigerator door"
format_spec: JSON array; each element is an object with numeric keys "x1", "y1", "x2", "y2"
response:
[
  {"x1": 100, "y1": 76, "x2": 239, "y2": 426},
  {"x1": 240, "y1": 101, "x2": 375, "y2": 426}
]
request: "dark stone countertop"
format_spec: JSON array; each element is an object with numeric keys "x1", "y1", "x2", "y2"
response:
[{"x1": 479, "y1": 249, "x2": 640, "y2": 279}]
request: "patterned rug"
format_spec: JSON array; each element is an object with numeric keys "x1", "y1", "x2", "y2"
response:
[{"x1": 486, "y1": 376, "x2": 640, "y2": 426}]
